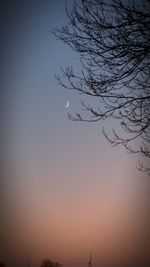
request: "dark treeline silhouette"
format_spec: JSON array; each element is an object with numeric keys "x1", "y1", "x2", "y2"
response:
[
  {"x1": 40, "y1": 259, "x2": 62, "y2": 267},
  {"x1": 1, "y1": 258, "x2": 150, "y2": 267},
  {"x1": 0, "y1": 252, "x2": 149, "y2": 267}
]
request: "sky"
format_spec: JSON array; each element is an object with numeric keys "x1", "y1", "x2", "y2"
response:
[{"x1": 0, "y1": 1, "x2": 149, "y2": 267}]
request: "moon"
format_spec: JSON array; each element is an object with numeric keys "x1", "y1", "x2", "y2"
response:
[{"x1": 65, "y1": 101, "x2": 69, "y2": 108}]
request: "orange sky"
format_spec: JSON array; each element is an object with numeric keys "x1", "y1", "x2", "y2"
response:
[{"x1": 1, "y1": 157, "x2": 149, "y2": 266}]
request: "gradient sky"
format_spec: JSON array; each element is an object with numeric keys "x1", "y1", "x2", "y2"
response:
[{"x1": 0, "y1": 1, "x2": 149, "y2": 267}]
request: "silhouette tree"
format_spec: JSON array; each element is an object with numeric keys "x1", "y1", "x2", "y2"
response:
[
  {"x1": 40, "y1": 259, "x2": 62, "y2": 267},
  {"x1": 40, "y1": 259, "x2": 54, "y2": 267},
  {"x1": 53, "y1": 0, "x2": 150, "y2": 174}
]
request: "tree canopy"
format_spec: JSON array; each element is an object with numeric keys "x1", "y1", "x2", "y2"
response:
[{"x1": 53, "y1": 0, "x2": 150, "y2": 174}]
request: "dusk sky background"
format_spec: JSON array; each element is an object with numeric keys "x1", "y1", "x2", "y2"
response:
[{"x1": 0, "y1": 1, "x2": 149, "y2": 267}]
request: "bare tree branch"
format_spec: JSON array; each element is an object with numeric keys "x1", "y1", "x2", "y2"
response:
[{"x1": 53, "y1": 0, "x2": 150, "y2": 174}]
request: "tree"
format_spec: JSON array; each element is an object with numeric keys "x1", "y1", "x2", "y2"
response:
[
  {"x1": 40, "y1": 259, "x2": 62, "y2": 267},
  {"x1": 53, "y1": 0, "x2": 150, "y2": 174},
  {"x1": 40, "y1": 259, "x2": 54, "y2": 267}
]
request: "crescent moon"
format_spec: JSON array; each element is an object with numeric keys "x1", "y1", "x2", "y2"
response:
[{"x1": 65, "y1": 101, "x2": 69, "y2": 108}]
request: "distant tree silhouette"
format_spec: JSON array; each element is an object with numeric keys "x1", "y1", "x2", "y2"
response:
[
  {"x1": 40, "y1": 259, "x2": 54, "y2": 267},
  {"x1": 54, "y1": 0, "x2": 150, "y2": 174},
  {"x1": 40, "y1": 259, "x2": 62, "y2": 267}
]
